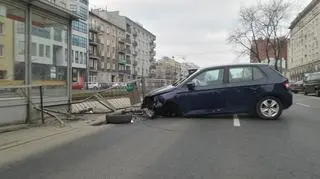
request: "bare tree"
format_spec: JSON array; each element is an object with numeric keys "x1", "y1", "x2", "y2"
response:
[{"x1": 228, "y1": 0, "x2": 291, "y2": 72}]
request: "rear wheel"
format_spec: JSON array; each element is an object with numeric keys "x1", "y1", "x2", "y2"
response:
[
  {"x1": 256, "y1": 97, "x2": 282, "y2": 120},
  {"x1": 316, "y1": 89, "x2": 320, "y2": 97},
  {"x1": 304, "y1": 91, "x2": 308, "y2": 95}
]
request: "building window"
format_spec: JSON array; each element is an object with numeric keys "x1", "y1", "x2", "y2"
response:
[
  {"x1": 46, "y1": 45, "x2": 50, "y2": 58},
  {"x1": 32, "y1": 43, "x2": 37, "y2": 56},
  {"x1": 54, "y1": 28, "x2": 62, "y2": 41},
  {"x1": 80, "y1": 52, "x2": 83, "y2": 64},
  {"x1": 79, "y1": 0, "x2": 88, "y2": 5},
  {"x1": 72, "y1": 35, "x2": 87, "y2": 48},
  {"x1": 39, "y1": 44, "x2": 44, "y2": 57},
  {"x1": 0, "y1": 23, "x2": 3, "y2": 34},
  {"x1": 72, "y1": 50, "x2": 74, "y2": 63},
  {"x1": 78, "y1": 6, "x2": 88, "y2": 19},
  {"x1": 84, "y1": 53, "x2": 87, "y2": 64},
  {"x1": 18, "y1": 41, "x2": 25, "y2": 55},
  {"x1": 75, "y1": 51, "x2": 79, "y2": 63},
  {"x1": 0, "y1": 44, "x2": 3, "y2": 57},
  {"x1": 72, "y1": 21, "x2": 87, "y2": 34},
  {"x1": 65, "y1": 49, "x2": 68, "y2": 62}
]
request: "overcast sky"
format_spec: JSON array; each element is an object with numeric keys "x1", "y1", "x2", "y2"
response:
[{"x1": 91, "y1": 0, "x2": 311, "y2": 67}]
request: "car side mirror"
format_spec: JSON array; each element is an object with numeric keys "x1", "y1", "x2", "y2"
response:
[{"x1": 187, "y1": 82, "x2": 196, "y2": 90}]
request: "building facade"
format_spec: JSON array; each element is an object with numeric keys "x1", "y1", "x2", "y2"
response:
[
  {"x1": 150, "y1": 57, "x2": 183, "y2": 81},
  {"x1": 90, "y1": 9, "x2": 156, "y2": 80},
  {"x1": 125, "y1": 17, "x2": 156, "y2": 78},
  {"x1": 89, "y1": 10, "x2": 129, "y2": 83},
  {"x1": 0, "y1": 0, "x2": 78, "y2": 124},
  {"x1": 250, "y1": 38, "x2": 288, "y2": 73},
  {"x1": 288, "y1": 0, "x2": 320, "y2": 82},
  {"x1": 48, "y1": 0, "x2": 88, "y2": 83}
]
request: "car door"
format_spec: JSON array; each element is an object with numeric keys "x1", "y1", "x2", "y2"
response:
[
  {"x1": 226, "y1": 66, "x2": 267, "y2": 113},
  {"x1": 175, "y1": 67, "x2": 228, "y2": 116}
]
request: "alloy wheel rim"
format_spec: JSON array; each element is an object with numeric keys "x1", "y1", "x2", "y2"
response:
[{"x1": 260, "y1": 99, "x2": 280, "y2": 118}]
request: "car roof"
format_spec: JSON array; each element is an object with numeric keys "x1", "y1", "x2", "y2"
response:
[{"x1": 199, "y1": 63, "x2": 269, "y2": 71}]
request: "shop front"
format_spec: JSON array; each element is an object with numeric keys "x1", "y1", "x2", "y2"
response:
[{"x1": 0, "y1": 0, "x2": 80, "y2": 124}]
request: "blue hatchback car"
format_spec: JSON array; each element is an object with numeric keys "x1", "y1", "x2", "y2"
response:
[{"x1": 142, "y1": 64, "x2": 292, "y2": 120}]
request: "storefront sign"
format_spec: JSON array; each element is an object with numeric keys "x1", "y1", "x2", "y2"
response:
[
  {"x1": 50, "y1": 67, "x2": 56, "y2": 79},
  {"x1": 0, "y1": 5, "x2": 6, "y2": 17}
]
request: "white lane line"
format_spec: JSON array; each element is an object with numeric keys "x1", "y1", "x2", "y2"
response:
[
  {"x1": 233, "y1": 114, "x2": 240, "y2": 127},
  {"x1": 296, "y1": 103, "x2": 311, "y2": 108}
]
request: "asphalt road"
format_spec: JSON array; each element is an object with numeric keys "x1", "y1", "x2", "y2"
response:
[{"x1": 1, "y1": 94, "x2": 320, "y2": 179}]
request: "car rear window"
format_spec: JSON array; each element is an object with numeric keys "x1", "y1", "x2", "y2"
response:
[{"x1": 229, "y1": 66, "x2": 265, "y2": 83}]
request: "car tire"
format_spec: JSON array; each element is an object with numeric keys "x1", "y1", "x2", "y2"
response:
[
  {"x1": 304, "y1": 91, "x2": 308, "y2": 95},
  {"x1": 256, "y1": 96, "x2": 283, "y2": 120},
  {"x1": 316, "y1": 89, "x2": 320, "y2": 97},
  {"x1": 106, "y1": 114, "x2": 132, "y2": 124}
]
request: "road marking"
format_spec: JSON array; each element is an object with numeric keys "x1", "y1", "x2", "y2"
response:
[
  {"x1": 233, "y1": 114, "x2": 240, "y2": 127},
  {"x1": 296, "y1": 103, "x2": 311, "y2": 108}
]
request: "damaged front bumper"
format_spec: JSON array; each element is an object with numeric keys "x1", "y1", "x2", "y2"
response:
[{"x1": 141, "y1": 95, "x2": 165, "y2": 115}]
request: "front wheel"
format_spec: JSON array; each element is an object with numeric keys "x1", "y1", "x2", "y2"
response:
[
  {"x1": 316, "y1": 89, "x2": 320, "y2": 97},
  {"x1": 256, "y1": 97, "x2": 282, "y2": 120}
]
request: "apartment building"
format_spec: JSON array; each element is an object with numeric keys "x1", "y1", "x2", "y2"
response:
[
  {"x1": 150, "y1": 57, "x2": 182, "y2": 81},
  {"x1": 288, "y1": 0, "x2": 320, "y2": 81},
  {"x1": 0, "y1": 16, "x2": 14, "y2": 80},
  {"x1": 125, "y1": 17, "x2": 156, "y2": 78},
  {"x1": 47, "y1": 0, "x2": 88, "y2": 83},
  {"x1": 89, "y1": 10, "x2": 129, "y2": 83}
]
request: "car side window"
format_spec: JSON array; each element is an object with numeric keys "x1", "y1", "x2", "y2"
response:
[
  {"x1": 253, "y1": 67, "x2": 265, "y2": 80},
  {"x1": 192, "y1": 68, "x2": 224, "y2": 87},
  {"x1": 229, "y1": 67, "x2": 252, "y2": 83}
]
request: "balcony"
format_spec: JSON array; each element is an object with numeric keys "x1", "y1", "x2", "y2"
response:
[
  {"x1": 89, "y1": 52, "x2": 100, "y2": 59},
  {"x1": 118, "y1": 37, "x2": 125, "y2": 43},
  {"x1": 133, "y1": 31, "x2": 137, "y2": 37},
  {"x1": 118, "y1": 58, "x2": 127, "y2": 65},
  {"x1": 126, "y1": 48, "x2": 131, "y2": 54},
  {"x1": 89, "y1": 39, "x2": 98, "y2": 46},
  {"x1": 118, "y1": 46, "x2": 126, "y2": 54},
  {"x1": 89, "y1": 25, "x2": 98, "y2": 33},
  {"x1": 126, "y1": 26, "x2": 132, "y2": 34},
  {"x1": 150, "y1": 50, "x2": 156, "y2": 57},
  {"x1": 133, "y1": 51, "x2": 138, "y2": 57},
  {"x1": 133, "y1": 40, "x2": 137, "y2": 46},
  {"x1": 125, "y1": 38, "x2": 131, "y2": 44},
  {"x1": 150, "y1": 42, "x2": 156, "y2": 49},
  {"x1": 126, "y1": 58, "x2": 131, "y2": 64},
  {"x1": 119, "y1": 69, "x2": 131, "y2": 74}
]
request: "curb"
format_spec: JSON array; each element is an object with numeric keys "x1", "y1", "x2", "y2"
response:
[
  {"x1": 0, "y1": 128, "x2": 77, "y2": 151},
  {"x1": 0, "y1": 124, "x2": 30, "y2": 134}
]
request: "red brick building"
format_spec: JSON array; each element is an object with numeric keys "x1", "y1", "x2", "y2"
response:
[{"x1": 250, "y1": 38, "x2": 288, "y2": 71}]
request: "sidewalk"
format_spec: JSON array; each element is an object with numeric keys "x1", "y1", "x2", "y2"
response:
[{"x1": 0, "y1": 115, "x2": 109, "y2": 168}]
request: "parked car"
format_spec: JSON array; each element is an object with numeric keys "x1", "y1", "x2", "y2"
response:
[
  {"x1": 72, "y1": 77, "x2": 84, "y2": 90},
  {"x1": 87, "y1": 82, "x2": 101, "y2": 90},
  {"x1": 290, "y1": 80, "x2": 304, "y2": 93},
  {"x1": 142, "y1": 64, "x2": 292, "y2": 120},
  {"x1": 303, "y1": 72, "x2": 320, "y2": 96}
]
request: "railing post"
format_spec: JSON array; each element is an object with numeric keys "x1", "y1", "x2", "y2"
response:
[{"x1": 39, "y1": 85, "x2": 44, "y2": 124}]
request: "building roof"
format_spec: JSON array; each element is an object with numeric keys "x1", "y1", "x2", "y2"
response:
[
  {"x1": 124, "y1": 16, "x2": 156, "y2": 38},
  {"x1": 89, "y1": 10, "x2": 125, "y2": 31},
  {"x1": 23, "y1": 0, "x2": 81, "y2": 20},
  {"x1": 289, "y1": 0, "x2": 320, "y2": 29}
]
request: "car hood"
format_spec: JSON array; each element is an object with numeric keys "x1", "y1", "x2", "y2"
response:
[{"x1": 146, "y1": 85, "x2": 176, "y2": 97}]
